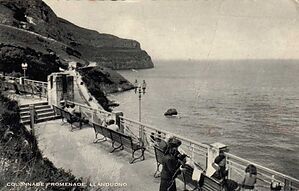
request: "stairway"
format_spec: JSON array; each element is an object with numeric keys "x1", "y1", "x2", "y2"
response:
[{"x1": 20, "y1": 102, "x2": 60, "y2": 124}]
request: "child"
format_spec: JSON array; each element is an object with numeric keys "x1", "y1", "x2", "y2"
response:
[{"x1": 241, "y1": 164, "x2": 257, "y2": 191}]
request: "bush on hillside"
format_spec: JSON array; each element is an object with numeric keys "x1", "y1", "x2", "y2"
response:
[{"x1": 0, "y1": 93, "x2": 88, "y2": 191}]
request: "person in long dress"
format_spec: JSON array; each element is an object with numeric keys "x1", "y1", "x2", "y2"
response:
[{"x1": 159, "y1": 137, "x2": 186, "y2": 191}]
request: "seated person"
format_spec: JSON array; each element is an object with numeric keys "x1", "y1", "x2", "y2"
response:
[
  {"x1": 67, "y1": 104, "x2": 81, "y2": 117},
  {"x1": 107, "y1": 119, "x2": 119, "y2": 132},
  {"x1": 212, "y1": 153, "x2": 239, "y2": 191},
  {"x1": 270, "y1": 175, "x2": 282, "y2": 191},
  {"x1": 102, "y1": 114, "x2": 113, "y2": 127},
  {"x1": 212, "y1": 153, "x2": 228, "y2": 181},
  {"x1": 240, "y1": 164, "x2": 257, "y2": 190}
]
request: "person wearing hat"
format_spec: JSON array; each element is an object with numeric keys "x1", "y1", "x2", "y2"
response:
[
  {"x1": 212, "y1": 153, "x2": 228, "y2": 181},
  {"x1": 107, "y1": 119, "x2": 119, "y2": 132},
  {"x1": 159, "y1": 137, "x2": 186, "y2": 191},
  {"x1": 212, "y1": 153, "x2": 239, "y2": 191}
]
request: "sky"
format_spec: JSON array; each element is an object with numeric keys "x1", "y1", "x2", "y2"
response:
[{"x1": 43, "y1": 0, "x2": 299, "y2": 61}]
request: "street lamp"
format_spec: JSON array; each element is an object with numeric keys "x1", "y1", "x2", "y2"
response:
[
  {"x1": 134, "y1": 79, "x2": 147, "y2": 142},
  {"x1": 21, "y1": 63, "x2": 28, "y2": 79},
  {"x1": 134, "y1": 79, "x2": 147, "y2": 122}
]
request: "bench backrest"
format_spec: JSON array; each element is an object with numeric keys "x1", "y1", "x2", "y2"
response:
[
  {"x1": 53, "y1": 106, "x2": 62, "y2": 116},
  {"x1": 201, "y1": 174, "x2": 223, "y2": 191},
  {"x1": 93, "y1": 123, "x2": 103, "y2": 135},
  {"x1": 182, "y1": 164, "x2": 199, "y2": 189},
  {"x1": 110, "y1": 130, "x2": 123, "y2": 144},
  {"x1": 102, "y1": 126, "x2": 112, "y2": 139},
  {"x1": 120, "y1": 134, "x2": 133, "y2": 149},
  {"x1": 61, "y1": 110, "x2": 72, "y2": 121}
]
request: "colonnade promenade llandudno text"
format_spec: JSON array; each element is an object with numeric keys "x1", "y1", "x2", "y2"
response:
[{"x1": 6, "y1": 182, "x2": 128, "y2": 188}]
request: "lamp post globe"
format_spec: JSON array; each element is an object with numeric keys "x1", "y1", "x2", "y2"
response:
[
  {"x1": 136, "y1": 80, "x2": 146, "y2": 123},
  {"x1": 21, "y1": 63, "x2": 28, "y2": 79}
]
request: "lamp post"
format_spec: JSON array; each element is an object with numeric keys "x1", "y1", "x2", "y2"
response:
[
  {"x1": 21, "y1": 63, "x2": 28, "y2": 79},
  {"x1": 135, "y1": 80, "x2": 146, "y2": 142},
  {"x1": 135, "y1": 79, "x2": 147, "y2": 122}
]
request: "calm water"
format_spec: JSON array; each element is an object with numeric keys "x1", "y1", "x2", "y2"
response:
[{"x1": 112, "y1": 60, "x2": 299, "y2": 178}]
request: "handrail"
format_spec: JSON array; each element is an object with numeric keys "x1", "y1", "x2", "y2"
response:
[
  {"x1": 1, "y1": 76, "x2": 48, "y2": 98},
  {"x1": 66, "y1": 100, "x2": 111, "y2": 115},
  {"x1": 226, "y1": 153, "x2": 299, "y2": 183},
  {"x1": 23, "y1": 79, "x2": 47, "y2": 86},
  {"x1": 65, "y1": 101, "x2": 299, "y2": 190},
  {"x1": 120, "y1": 115, "x2": 209, "y2": 150}
]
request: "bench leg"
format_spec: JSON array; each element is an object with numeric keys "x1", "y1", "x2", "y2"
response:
[
  {"x1": 79, "y1": 120, "x2": 82, "y2": 129},
  {"x1": 130, "y1": 148, "x2": 145, "y2": 164},
  {"x1": 70, "y1": 122, "x2": 74, "y2": 131},
  {"x1": 154, "y1": 163, "x2": 161, "y2": 178},
  {"x1": 93, "y1": 134, "x2": 107, "y2": 143},
  {"x1": 110, "y1": 142, "x2": 123, "y2": 153},
  {"x1": 61, "y1": 117, "x2": 66, "y2": 125}
]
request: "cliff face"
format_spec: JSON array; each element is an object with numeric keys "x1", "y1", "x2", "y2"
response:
[{"x1": 0, "y1": 0, "x2": 153, "y2": 72}]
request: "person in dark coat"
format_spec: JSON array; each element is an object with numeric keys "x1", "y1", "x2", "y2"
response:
[
  {"x1": 212, "y1": 154, "x2": 228, "y2": 181},
  {"x1": 159, "y1": 137, "x2": 185, "y2": 191},
  {"x1": 212, "y1": 153, "x2": 239, "y2": 191}
]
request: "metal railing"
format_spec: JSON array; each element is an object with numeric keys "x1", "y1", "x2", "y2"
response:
[
  {"x1": 226, "y1": 153, "x2": 299, "y2": 191},
  {"x1": 65, "y1": 100, "x2": 111, "y2": 125},
  {"x1": 22, "y1": 79, "x2": 47, "y2": 98},
  {"x1": 65, "y1": 101, "x2": 299, "y2": 191},
  {"x1": 1, "y1": 76, "x2": 47, "y2": 98},
  {"x1": 119, "y1": 116, "x2": 209, "y2": 170}
]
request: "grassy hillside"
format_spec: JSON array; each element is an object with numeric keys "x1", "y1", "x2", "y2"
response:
[{"x1": 0, "y1": 93, "x2": 87, "y2": 191}]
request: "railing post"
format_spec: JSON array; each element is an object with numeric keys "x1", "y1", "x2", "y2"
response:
[
  {"x1": 206, "y1": 142, "x2": 229, "y2": 177},
  {"x1": 29, "y1": 104, "x2": 35, "y2": 133},
  {"x1": 284, "y1": 179, "x2": 290, "y2": 191},
  {"x1": 114, "y1": 111, "x2": 124, "y2": 133},
  {"x1": 190, "y1": 143, "x2": 195, "y2": 160},
  {"x1": 19, "y1": 77, "x2": 24, "y2": 85},
  {"x1": 139, "y1": 125, "x2": 145, "y2": 142}
]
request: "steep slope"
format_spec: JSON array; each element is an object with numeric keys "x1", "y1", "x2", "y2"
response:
[{"x1": 0, "y1": 0, "x2": 153, "y2": 71}]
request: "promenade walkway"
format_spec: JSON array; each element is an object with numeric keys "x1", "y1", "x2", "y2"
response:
[{"x1": 34, "y1": 119, "x2": 185, "y2": 191}]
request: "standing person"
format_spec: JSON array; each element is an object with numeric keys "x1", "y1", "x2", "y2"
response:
[
  {"x1": 240, "y1": 164, "x2": 257, "y2": 191},
  {"x1": 160, "y1": 137, "x2": 186, "y2": 191},
  {"x1": 107, "y1": 119, "x2": 119, "y2": 132},
  {"x1": 134, "y1": 79, "x2": 138, "y2": 94},
  {"x1": 142, "y1": 80, "x2": 146, "y2": 94}
]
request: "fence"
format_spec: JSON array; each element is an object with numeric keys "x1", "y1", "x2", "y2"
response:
[
  {"x1": 65, "y1": 101, "x2": 299, "y2": 191},
  {"x1": 22, "y1": 79, "x2": 47, "y2": 98},
  {"x1": 226, "y1": 153, "x2": 299, "y2": 191},
  {"x1": 1, "y1": 76, "x2": 47, "y2": 98}
]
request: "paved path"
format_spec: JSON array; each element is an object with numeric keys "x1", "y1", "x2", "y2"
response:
[
  {"x1": 34, "y1": 120, "x2": 185, "y2": 191},
  {"x1": 15, "y1": 94, "x2": 47, "y2": 105}
]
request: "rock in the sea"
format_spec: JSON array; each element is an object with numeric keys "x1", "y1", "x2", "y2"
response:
[{"x1": 164, "y1": 108, "x2": 178, "y2": 116}]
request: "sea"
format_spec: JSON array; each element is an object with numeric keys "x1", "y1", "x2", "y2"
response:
[{"x1": 111, "y1": 60, "x2": 299, "y2": 178}]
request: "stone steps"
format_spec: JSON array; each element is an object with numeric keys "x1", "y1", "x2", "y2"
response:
[{"x1": 19, "y1": 102, "x2": 61, "y2": 124}]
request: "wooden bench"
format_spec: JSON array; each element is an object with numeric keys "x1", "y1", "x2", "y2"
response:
[
  {"x1": 153, "y1": 145, "x2": 165, "y2": 178},
  {"x1": 180, "y1": 164, "x2": 201, "y2": 190},
  {"x1": 53, "y1": 106, "x2": 83, "y2": 131},
  {"x1": 153, "y1": 145, "x2": 223, "y2": 191},
  {"x1": 93, "y1": 123, "x2": 146, "y2": 164},
  {"x1": 199, "y1": 174, "x2": 223, "y2": 191}
]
